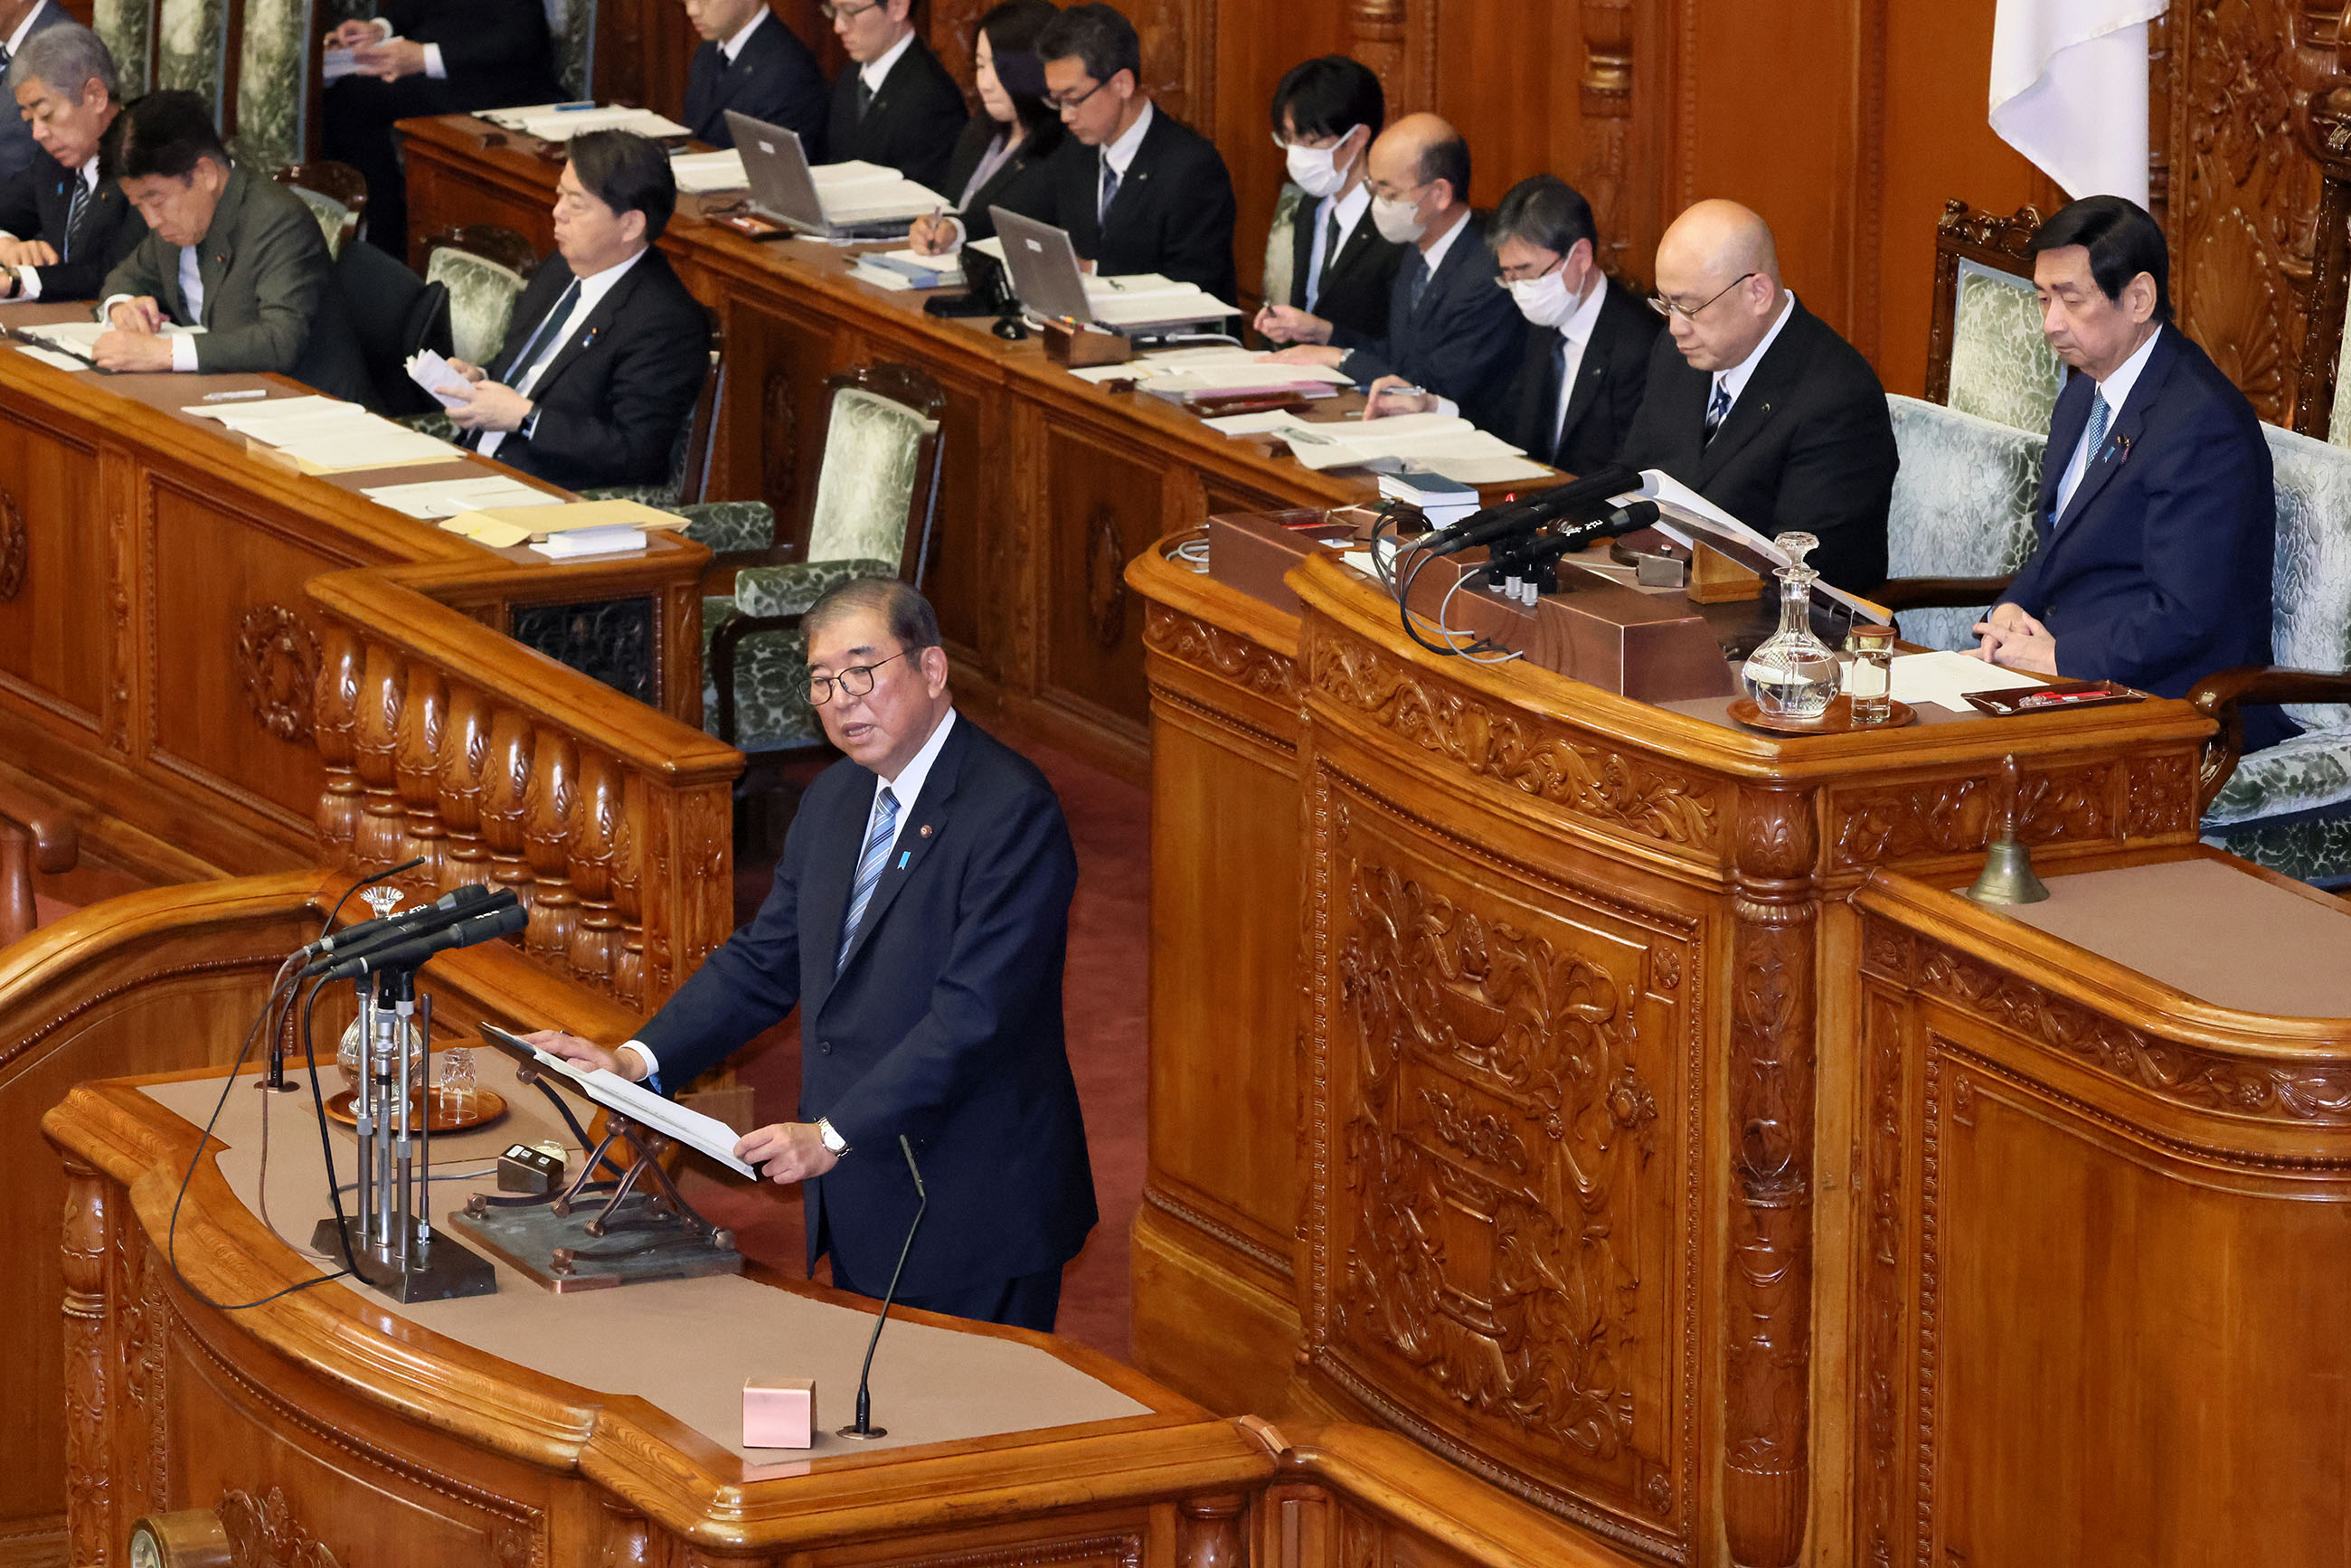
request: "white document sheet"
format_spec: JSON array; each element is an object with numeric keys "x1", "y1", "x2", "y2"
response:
[
  {"x1": 1890, "y1": 649, "x2": 2037, "y2": 712},
  {"x1": 15, "y1": 345, "x2": 89, "y2": 372},
  {"x1": 362, "y1": 476, "x2": 561, "y2": 520},
  {"x1": 480, "y1": 104, "x2": 689, "y2": 141},
  {"x1": 669, "y1": 148, "x2": 748, "y2": 194},
  {"x1": 493, "y1": 1031, "x2": 756, "y2": 1178},
  {"x1": 186, "y1": 393, "x2": 360, "y2": 425},
  {"x1": 1624, "y1": 468, "x2": 1892, "y2": 625},
  {"x1": 404, "y1": 348, "x2": 473, "y2": 409}
]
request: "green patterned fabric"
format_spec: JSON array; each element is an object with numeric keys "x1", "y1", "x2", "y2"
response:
[
  {"x1": 288, "y1": 183, "x2": 356, "y2": 258},
  {"x1": 233, "y1": 0, "x2": 313, "y2": 175},
  {"x1": 94, "y1": 0, "x2": 155, "y2": 93},
  {"x1": 549, "y1": 0, "x2": 598, "y2": 101},
  {"x1": 425, "y1": 248, "x2": 528, "y2": 366},
  {"x1": 675, "y1": 499, "x2": 777, "y2": 554},
  {"x1": 733, "y1": 555, "x2": 897, "y2": 619},
  {"x1": 2204, "y1": 814, "x2": 2351, "y2": 888},
  {"x1": 805, "y1": 387, "x2": 936, "y2": 565},
  {"x1": 705, "y1": 558, "x2": 898, "y2": 751},
  {"x1": 399, "y1": 410, "x2": 458, "y2": 439},
  {"x1": 2332, "y1": 316, "x2": 2351, "y2": 451},
  {"x1": 1947, "y1": 261, "x2": 2064, "y2": 434},
  {"x1": 156, "y1": 0, "x2": 230, "y2": 106},
  {"x1": 578, "y1": 483, "x2": 679, "y2": 507},
  {"x1": 1262, "y1": 182, "x2": 1302, "y2": 316},
  {"x1": 1884, "y1": 394, "x2": 2044, "y2": 652}
]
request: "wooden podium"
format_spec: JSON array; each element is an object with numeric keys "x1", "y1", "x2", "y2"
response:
[{"x1": 1123, "y1": 521, "x2": 2308, "y2": 1567}]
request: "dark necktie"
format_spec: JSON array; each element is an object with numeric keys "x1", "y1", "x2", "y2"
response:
[
  {"x1": 1308, "y1": 204, "x2": 1341, "y2": 311},
  {"x1": 1546, "y1": 334, "x2": 1572, "y2": 456},
  {"x1": 62, "y1": 175, "x2": 90, "y2": 262},
  {"x1": 1098, "y1": 156, "x2": 1119, "y2": 228},
  {"x1": 1703, "y1": 380, "x2": 1732, "y2": 443},
  {"x1": 466, "y1": 279, "x2": 579, "y2": 449},
  {"x1": 855, "y1": 74, "x2": 874, "y2": 119},
  {"x1": 1405, "y1": 250, "x2": 1430, "y2": 311},
  {"x1": 837, "y1": 786, "x2": 899, "y2": 972}
]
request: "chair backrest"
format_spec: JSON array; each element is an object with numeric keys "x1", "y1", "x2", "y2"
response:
[
  {"x1": 801, "y1": 366, "x2": 948, "y2": 585},
  {"x1": 2261, "y1": 420, "x2": 2351, "y2": 732},
  {"x1": 1884, "y1": 392, "x2": 2045, "y2": 651},
  {"x1": 156, "y1": 0, "x2": 231, "y2": 110},
  {"x1": 1261, "y1": 182, "x2": 1302, "y2": 315},
  {"x1": 545, "y1": 0, "x2": 598, "y2": 101},
  {"x1": 666, "y1": 304, "x2": 725, "y2": 506},
  {"x1": 94, "y1": 0, "x2": 156, "y2": 95},
  {"x1": 336, "y1": 238, "x2": 451, "y2": 414},
  {"x1": 420, "y1": 226, "x2": 537, "y2": 366},
  {"x1": 1925, "y1": 200, "x2": 2065, "y2": 435},
  {"x1": 231, "y1": 0, "x2": 317, "y2": 175},
  {"x1": 2296, "y1": 85, "x2": 2351, "y2": 446},
  {"x1": 274, "y1": 162, "x2": 368, "y2": 258}
]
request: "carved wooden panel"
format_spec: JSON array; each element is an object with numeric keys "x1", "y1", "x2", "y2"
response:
[
  {"x1": 708, "y1": 299, "x2": 838, "y2": 531},
  {"x1": 1303, "y1": 768, "x2": 1699, "y2": 1561},
  {"x1": 0, "y1": 405, "x2": 106, "y2": 735},
  {"x1": 1043, "y1": 425, "x2": 1166, "y2": 725}
]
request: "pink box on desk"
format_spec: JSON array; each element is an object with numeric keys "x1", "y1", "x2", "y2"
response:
[{"x1": 743, "y1": 1377, "x2": 816, "y2": 1449}]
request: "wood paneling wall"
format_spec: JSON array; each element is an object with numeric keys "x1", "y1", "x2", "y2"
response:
[{"x1": 598, "y1": 0, "x2": 2324, "y2": 411}]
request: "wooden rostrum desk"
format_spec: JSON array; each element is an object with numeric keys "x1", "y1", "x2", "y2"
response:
[
  {"x1": 0, "y1": 303, "x2": 712, "y2": 885},
  {"x1": 1125, "y1": 524, "x2": 2254, "y2": 1568},
  {"x1": 398, "y1": 112, "x2": 1515, "y2": 779}
]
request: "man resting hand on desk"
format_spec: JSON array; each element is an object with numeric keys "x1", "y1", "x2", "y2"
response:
[{"x1": 524, "y1": 579, "x2": 1099, "y2": 1333}]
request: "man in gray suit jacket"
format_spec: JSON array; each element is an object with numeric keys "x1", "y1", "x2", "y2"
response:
[
  {"x1": 0, "y1": 0, "x2": 71, "y2": 186},
  {"x1": 95, "y1": 90, "x2": 373, "y2": 404}
]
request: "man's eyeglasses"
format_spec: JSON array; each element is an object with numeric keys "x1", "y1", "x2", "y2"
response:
[
  {"x1": 1648, "y1": 271, "x2": 1758, "y2": 321},
  {"x1": 1493, "y1": 252, "x2": 1564, "y2": 289},
  {"x1": 808, "y1": 649, "x2": 910, "y2": 706},
  {"x1": 818, "y1": 0, "x2": 882, "y2": 21},
  {"x1": 1043, "y1": 76, "x2": 1109, "y2": 111}
]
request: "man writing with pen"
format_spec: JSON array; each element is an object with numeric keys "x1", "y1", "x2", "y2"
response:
[{"x1": 1256, "y1": 111, "x2": 1523, "y2": 433}]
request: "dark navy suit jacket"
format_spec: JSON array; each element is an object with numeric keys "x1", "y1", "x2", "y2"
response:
[
  {"x1": 636, "y1": 714, "x2": 1098, "y2": 1296},
  {"x1": 681, "y1": 14, "x2": 825, "y2": 151},
  {"x1": 2004, "y1": 323, "x2": 2290, "y2": 751},
  {"x1": 1331, "y1": 209, "x2": 1526, "y2": 435}
]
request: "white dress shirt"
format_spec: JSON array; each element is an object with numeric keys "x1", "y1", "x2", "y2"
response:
[
  {"x1": 364, "y1": 16, "x2": 448, "y2": 80},
  {"x1": 1304, "y1": 182, "x2": 1369, "y2": 314},
  {"x1": 1430, "y1": 265, "x2": 1606, "y2": 429},
  {"x1": 5, "y1": 4, "x2": 45, "y2": 59},
  {"x1": 477, "y1": 247, "x2": 647, "y2": 458},
  {"x1": 858, "y1": 26, "x2": 916, "y2": 94},
  {"x1": 1711, "y1": 288, "x2": 1797, "y2": 421},
  {"x1": 99, "y1": 236, "x2": 211, "y2": 371},
  {"x1": 620, "y1": 707, "x2": 959, "y2": 1083},
  {"x1": 1415, "y1": 203, "x2": 1469, "y2": 279},
  {"x1": 8, "y1": 159, "x2": 98, "y2": 300},
  {"x1": 1098, "y1": 99, "x2": 1155, "y2": 209},
  {"x1": 2052, "y1": 326, "x2": 2160, "y2": 520},
  {"x1": 721, "y1": 7, "x2": 768, "y2": 62}
]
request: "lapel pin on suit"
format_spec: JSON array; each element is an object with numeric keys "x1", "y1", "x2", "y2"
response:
[{"x1": 919, "y1": 824, "x2": 932, "y2": 836}]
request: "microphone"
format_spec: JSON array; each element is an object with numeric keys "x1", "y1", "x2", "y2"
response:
[
  {"x1": 299, "y1": 887, "x2": 518, "y2": 978},
  {"x1": 1521, "y1": 500, "x2": 1665, "y2": 570},
  {"x1": 838, "y1": 1136, "x2": 928, "y2": 1440},
  {"x1": 312, "y1": 901, "x2": 528, "y2": 982},
  {"x1": 297, "y1": 879, "x2": 494, "y2": 961},
  {"x1": 1419, "y1": 464, "x2": 1639, "y2": 558}
]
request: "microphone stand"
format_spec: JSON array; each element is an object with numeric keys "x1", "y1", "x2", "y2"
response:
[{"x1": 837, "y1": 1136, "x2": 927, "y2": 1440}]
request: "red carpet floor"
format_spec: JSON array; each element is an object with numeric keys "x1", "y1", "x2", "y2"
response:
[{"x1": 678, "y1": 727, "x2": 1150, "y2": 1364}]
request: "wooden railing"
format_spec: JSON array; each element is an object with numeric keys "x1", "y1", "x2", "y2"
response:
[
  {"x1": 308, "y1": 561, "x2": 743, "y2": 1014},
  {"x1": 0, "y1": 782, "x2": 76, "y2": 949}
]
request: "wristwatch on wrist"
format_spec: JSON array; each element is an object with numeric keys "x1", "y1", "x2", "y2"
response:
[
  {"x1": 817, "y1": 1117, "x2": 848, "y2": 1156},
  {"x1": 519, "y1": 406, "x2": 541, "y2": 441}
]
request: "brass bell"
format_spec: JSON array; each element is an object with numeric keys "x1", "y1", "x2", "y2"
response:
[{"x1": 1968, "y1": 753, "x2": 2050, "y2": 906}]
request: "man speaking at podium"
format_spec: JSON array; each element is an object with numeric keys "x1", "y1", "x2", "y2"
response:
[{"x1": 531, "y1": 580, "x2": 1098, "y2": 1332}]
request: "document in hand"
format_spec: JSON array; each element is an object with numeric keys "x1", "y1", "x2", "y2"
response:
[
  {"x1": 405, "y1": 348, "x2": 473, "y2": 409},
  {"x1": 1619, "y1": 469, "x2": 1892, "y2": 625},
  {"x1": 322, "y1": 46, "x2": 359, "y2": 81},
  {"x1": 504, "y1": 1037, "x2": 758, "y2": 1178}
]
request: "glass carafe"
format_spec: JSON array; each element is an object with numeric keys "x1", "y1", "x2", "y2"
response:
[{"x1": 1741, "y1": 532, "x2": 1841, "y2": 718}]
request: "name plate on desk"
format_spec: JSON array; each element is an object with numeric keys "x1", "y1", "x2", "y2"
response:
[
  {"x1": 1400, "y1": 554, "x2": 1740, "y2": 704},
  {"x1": 1207, "y1": 509, "x2": 1361, "y2": 615}
]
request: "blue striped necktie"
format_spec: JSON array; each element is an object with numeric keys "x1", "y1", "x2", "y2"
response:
[
  {"x1": 2086, "y1": 387, "x2": 2111, "y2": 458},
  {"x1": 836, "y1": 786, "x2": 900, "y2": 973}
]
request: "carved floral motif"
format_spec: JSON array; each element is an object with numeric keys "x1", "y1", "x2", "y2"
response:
[
  {"x1": 234, "y1": 604, "x2": 321, "y2": 743},
  {"x1": 1830, "y1": 764, "x2": 2119, "y2": 870},
  {"x1": 2126, "y1": 751, "x2": 2199, "y2": 838},
  {"x1": 1311, "y1": 632, "x2": 1722, "y2": 851},
  {"x1": 0, "y1": 486, "x2": 24, "y2": 601},
  {"x1": 1142, "y1": 603, "x2": 1298, "y2": 698},
  {"x1": 1086, "y1": 505, "x2": 1129, "y2": 651},
  {"x1": 218, "y1": 1488, "x2": 342, "y2": 1568}
]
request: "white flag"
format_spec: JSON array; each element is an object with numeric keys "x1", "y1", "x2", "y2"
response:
[{"x1": 1989, "y1": 0, "x2": 2163, "y2": 207}]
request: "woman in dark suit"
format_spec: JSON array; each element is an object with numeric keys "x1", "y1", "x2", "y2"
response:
[{"x1": 907, "y1": 0, "x2": 1062, "y2": 252}]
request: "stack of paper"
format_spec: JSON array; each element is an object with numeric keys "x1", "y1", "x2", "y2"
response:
[
  {"x1": 1078, "y1": 272, "x2": 1239, "y2": 327},
  {"x1": 809, "y1": 159, "x2": 950, "y2": 225},
  {"x1": 1210, "y1": 409, "x2": 1544, "y2": 483},
  {"x1": 1065, "y1": 345, "x2": 1350, "y2": 397},
  {"x1": 478, "y1": 103, "x2": 690, "y2": 141},
  {"x1": 322, "y1": 46, "x2": 360, "y2": 82},
  {"x1": 404, "y1": 348, "x2": 472, "y2": 409},
  {"x1": 1890, "y1": 649, "x2": 2032, "y2": 712},
  {"x1": 670, "y1": 148, "x2": 748, "y2": 194},
  {"x1": 362, "y1": 475, "x2": 562, "y2": 520},
  {"x1": 1619, "y1": 470, "x2": 1893, "y2": 625},
  {"x1": 186, "y1": 394, "x2": 460, "y2": 471},
  {"x1": 443, "y1": 497, "x2": 688, "y2": 550},
  {"x1": 530, "y1": 525, "x2": 648, "y2": 558},
  {"x1": 855, "y1": 248, "x2": 962, "y2": 289}
]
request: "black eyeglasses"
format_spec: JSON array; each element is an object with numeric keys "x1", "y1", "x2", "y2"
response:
[
  {"x1": 1648, "y1": 271, "x2": 1758, "y2": 321},
  {"x1": 818, "y1": 0, "x2": 881, "y2": 20},
  {"x1": 808, "y1": 649, "x2": 910, "y2": 706},
  {"x1": 1044, "y1": 76, "x2": 1109, "y2": 111}
]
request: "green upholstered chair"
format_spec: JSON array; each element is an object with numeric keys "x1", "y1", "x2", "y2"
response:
[
  {"x1": 706, "y1": 365, "x2": 947, "y2": 756},
  {"x1": 1260, "y1": 182, "x2": 1302, "y2": 322},
  {"x1": 1925, "y1": 201, "x2": 2064, "y2": 435},
  {"x1": 419, "y1": 225, "x2": 536, "y2": 368},
  {"x1": 274, "y1": 163, "x2": 368, "y2": 259},
  {"x1": 156, "y1": 0, "x2": 231, "y2": 109},
  {"x1": 94, "y1": 0, "x2": 156, "y2": 94},
  {"x1": 1877, "y1": 394, "x2": 2045, "y2": 652},
  {"x1": 576, "y1": 305, "x2": 725, "y2": 509},
  {"x1": 232, "y1": 0, "x2": 316, "y2": 175},
  {"x1": 548, "y1": 0, "x2": 599, "y2": 101}
]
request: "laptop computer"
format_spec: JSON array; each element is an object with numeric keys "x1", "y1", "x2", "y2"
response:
[
  {"x1": 723, "y1": 111, "x2": 931, "y2": 241},
  {"x1": 988, "y1": 208, "x2": 1234, "y2": 336}
]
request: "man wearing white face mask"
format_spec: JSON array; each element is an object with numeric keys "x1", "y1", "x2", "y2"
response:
[
  {"x1": 1260, "y1": 113, "x2": 1525, "y2": 432},
  {"x1": 1257, "y1": 55, "x2": 1401, "y2": 343},
  {"x1": 1366, "y1": 175, "x2": 1659, "y2": 472}
]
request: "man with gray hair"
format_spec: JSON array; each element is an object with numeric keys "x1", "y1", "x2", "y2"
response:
[
  {"x1": 0, "y1": 22, "x2": 144, "y2": 300},
  {"x1": 0, "y1": 0, "x2": 68, "y2": 186}
]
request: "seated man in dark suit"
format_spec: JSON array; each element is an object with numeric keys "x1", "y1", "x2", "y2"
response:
[
  {"x1": 905, "y1": 0, "x2": 1063, "y2": 252},
  {"x1": 0, "y1": 0, "x2": 70, "y2": 188},
  {"x1": 1260, "y1": 114, "x2": 1524, "y2": 432},
  {"x1": 0, "y1": 24, "x2": 146, "y2": 301},
  {"x1": 1260, "y1": 54, "x2": 1401, "y2": 344},
  {"x1": 96, "y1": 92, "x2": 374, "y2": 403},
  {"x1": 323, "y1": 0, "x2": 564, "y2": 259},
  {"x1": 680, "y1": 0, "x2": 825, "y2": 150},
  {"x1": 1363, "y1": 174, "x2": 1658, "y2": 476},
  {"x1": 1615, "y1": 199, "x2": 1897, "y2": 590},
  {"x1": 1974, "y1": 195, "x2": 2290, "y2": 751},
  {"x1": 446, "y1": 129, "x2": 710, "y2": 491},
  {"x1": 1034, "y1": 3, "x2": 1236, "y2": 301},
  {"x1": 529, "y1": 578, "x2": 1099, "y2": 1333},
  {"x1": 823, "y1": 0, "x2": 966, "y2": 192}
]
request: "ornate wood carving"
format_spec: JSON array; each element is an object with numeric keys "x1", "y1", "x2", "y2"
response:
[
  {"x1": 1828, "y1": 762, "x2": 2125, "y2": 872},
  {"x1": 1309, "y1": 629, "x2": 1723, "y2": 852},
  {"x1": 1086, "y1": 505, "x2": 1131, "y2": 653},
  {"x1": 1176, "y1": 1495, "x2": 1248, "y2": 1568},
  {"x1": 218, "y1": 1488, "x2": 343, "y2": 1568},
  {"x1": 118, "y1": 1229, "x2": 169, "y2": 1516},
  {"x1": 1722, "y1": 787, "x2": 1818, "y2": 1568},
  {"x1": 1345, "y1": 0, "x2": 1431, "y2": 118},
  {"x1": 233, "y1": 605, "x2": 321, "y2": 743},
  {"x1": 1142, "y1": 604, "x2": 1298, "y2": 698},
  {"x1": 760, "y1": 366, "x2": 798, "y2": 515},
  {"x1": 1923, "y1": 201, "x2": 2045, "y2": 406},
  {"x1": 0, "y1": 486, "x2": 24, "y2": 602},
  {"x1": 2125, "y1": 751, "x2": 2198, "y2": 838},
  {"x1": 61, "y1": 1161, "x2": 111, "y2": 1568},
  {"x1": 1577, "y1": 0, "x2": 1637, "y2": 279},
  {"x1": 1855, "y1": 992, "x2": 1907, "y2": 1568},
  {"x1": 882, "y1": 1533, "x2": 1144, "y2": 1568}
]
